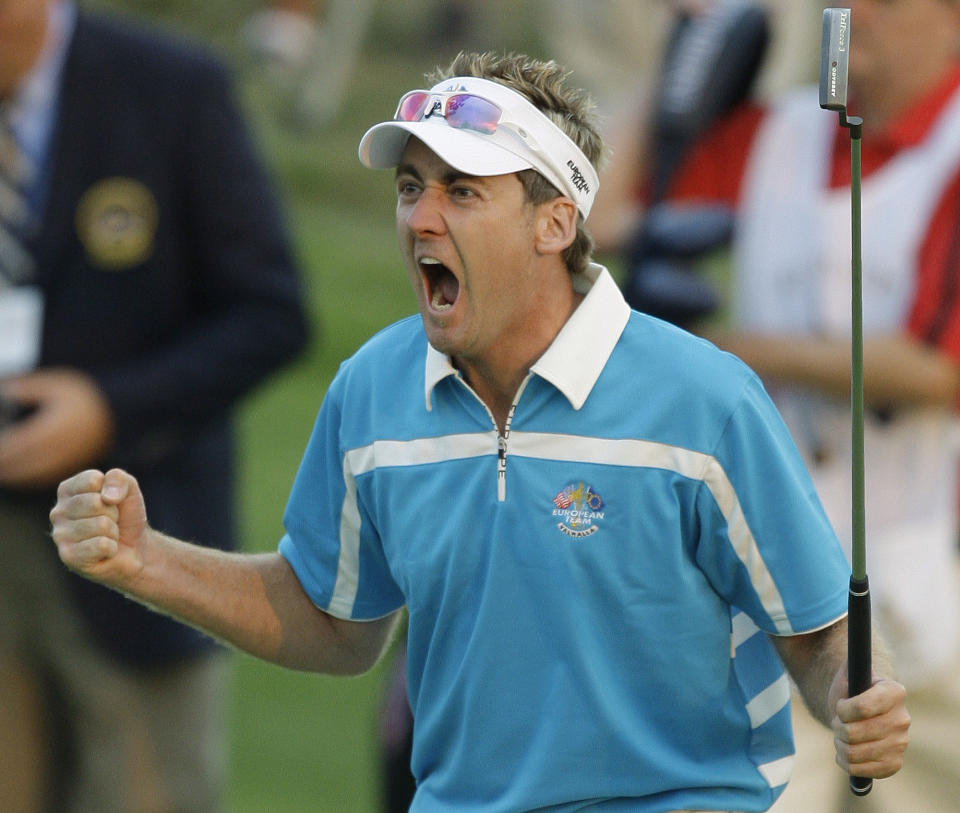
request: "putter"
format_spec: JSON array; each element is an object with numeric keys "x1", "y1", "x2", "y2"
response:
[{"x1": 820, "y1": 7, "x2": 872, "y2": 798}]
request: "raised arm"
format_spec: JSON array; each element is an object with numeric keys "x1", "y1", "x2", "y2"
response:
[
  {"x1": 770, "y1": 619, "x2": 910, "y2": 780},
  {"x1": 49, "y1": 468, "x2": 399, "y2": 675}
]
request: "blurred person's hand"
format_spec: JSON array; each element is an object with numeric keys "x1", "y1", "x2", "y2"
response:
[
  {"x1": 0, "y1": 369, "x2": 114, "y2": 490},
  {"x1": 669, "y1": 0, "x2": 716, "y2": 16}
]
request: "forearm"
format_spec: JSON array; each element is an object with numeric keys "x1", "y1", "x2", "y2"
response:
[
  {"x1": 127, "y1": 534, "x2": 396, "y2": 674},
  {"x1": 129, "y1": 534, "x2": 282, "y2": 662},
  {"x1": 705, "y1": 330, "x2": 960, "y2": 408},
  {"x1": 776, "y1": 620, "x2": 847, "y2": 726},
  {"x1": 52, "y1": 469, "x2": 400, "y2": 674},
  {"x1": 772, "y1": 619, "x2": 895, "y2": 726}
]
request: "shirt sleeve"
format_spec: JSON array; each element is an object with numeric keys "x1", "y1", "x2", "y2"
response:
[
  {"x1": 278, "y1": 371, "x2": 406, "y2": 620},
  {"x1": 696, "y1": 373, "x2": 850, "y2": 635}
]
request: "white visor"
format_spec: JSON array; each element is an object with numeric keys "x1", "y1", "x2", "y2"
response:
[{"x1": 358, "y1": 76, "x2": 599, "y2": 220}]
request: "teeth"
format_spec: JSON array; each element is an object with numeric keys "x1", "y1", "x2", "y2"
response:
[
  {"x1": 421, "y1": 257, "x2": 452, "y2": 311},
  {"x1": 431, "y1": 288, "x2": 453, "y2": 312}
]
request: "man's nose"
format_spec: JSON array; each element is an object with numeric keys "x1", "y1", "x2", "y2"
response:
[{"x1": 404, "y1": 186, "x2": 446, "y2": 235}]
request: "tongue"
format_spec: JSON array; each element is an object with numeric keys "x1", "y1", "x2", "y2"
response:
[{"x1": 437, "y1": 269, "x2": 459, "y2": 306}]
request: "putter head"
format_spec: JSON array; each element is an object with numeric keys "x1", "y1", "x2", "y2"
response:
[{"x1": 819, "y1": 8, "x2": 851, "y2": 112}]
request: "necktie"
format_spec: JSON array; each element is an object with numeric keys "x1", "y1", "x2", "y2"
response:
[{"x1": 0, "y1": 107, "x2": 36, "y2": 286}]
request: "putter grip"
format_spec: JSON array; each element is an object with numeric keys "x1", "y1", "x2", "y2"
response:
[{"x1": 848, "y1": 575, "x2": 873, "y2": 796}]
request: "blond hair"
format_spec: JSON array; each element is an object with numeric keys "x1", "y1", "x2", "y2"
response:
[{"x1": 427, "y1": 52, "x2": 606, "y2": 275}]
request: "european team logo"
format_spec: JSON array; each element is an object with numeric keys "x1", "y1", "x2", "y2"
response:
[{"x1": 552, "y1": 482, "x2": 605, "y2": 538}]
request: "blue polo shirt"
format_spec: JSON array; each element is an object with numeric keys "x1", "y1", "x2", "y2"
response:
[{"x1": 279, "y1": 264, "x2": 849, "y2": 812}]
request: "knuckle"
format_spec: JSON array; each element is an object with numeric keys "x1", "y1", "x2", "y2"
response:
[
  {"x1": 876, "y1": 755, "x2": 904, "y2": 779},
  {"x1": 76, "y1": 492, "x2": 100, "y2": 515},
  {"x1": 77, "y1": 538, "x2": 107, "y2": 567},
  {"x1": 94, "y1": 514, "x2": 115, "y2": 537},
  {"x1": 832, "y1": 720, "x2": 852, "y2": 743}
]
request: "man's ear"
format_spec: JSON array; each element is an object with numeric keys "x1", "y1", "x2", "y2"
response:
[{"x1": 534, "y1": 197, "x2": 578, "y2": 256}]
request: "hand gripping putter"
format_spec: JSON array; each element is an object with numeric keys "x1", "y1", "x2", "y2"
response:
[{"x1": 819, "y1": 8, "x2": 872, "y2": 798}]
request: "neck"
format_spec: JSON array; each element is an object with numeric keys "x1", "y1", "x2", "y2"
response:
[
  {"x1": 456, "y1": 286, "x2": 584, "y2": 435},
  {"x1": 456, "y1": 360, "x2": 524, "y2": 436},
  {"x1": 0, "y1": 0, "x2": 50, "y2": 100}
]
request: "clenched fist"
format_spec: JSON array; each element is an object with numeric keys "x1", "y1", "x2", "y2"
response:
[{"x1": 49, "y1": 468, "x2": 150, "y2": 589}]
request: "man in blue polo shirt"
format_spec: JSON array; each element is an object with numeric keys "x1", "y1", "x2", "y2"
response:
[{"x1": 49, "y1": 52, "x2": 909, "y2": 811}]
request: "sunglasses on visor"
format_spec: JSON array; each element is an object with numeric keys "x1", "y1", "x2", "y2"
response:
[
  {"x1": 386, "y1": 83, "x2": 598, "y2": 219},
  {"x1": 394, "y1": 90, "x2": 506, "y2": 135}
]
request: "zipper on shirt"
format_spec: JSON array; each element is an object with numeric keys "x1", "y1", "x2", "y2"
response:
[
  {"x1": 454, "y1": 372, "x2": 530, "y2": 503},
  {"x1": 497, "y1": 433, "x2": 508, "y2": 502},
  {"x1": 495, "y1": 377, "x2": 528, "y2": 502}
]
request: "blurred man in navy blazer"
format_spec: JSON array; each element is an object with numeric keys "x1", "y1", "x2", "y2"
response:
[{"x1": 0, "y1": 1, "x2": 308, "y2": 809}]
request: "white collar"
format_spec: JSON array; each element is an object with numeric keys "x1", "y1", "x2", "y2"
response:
[{"x1": 424, "y1": 263, "x2": 630, "y2": 412}]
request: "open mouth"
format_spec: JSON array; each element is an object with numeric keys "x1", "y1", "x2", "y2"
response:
[{"x1": 420, "y1": 257, "x2": 460, "y2": 312}]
